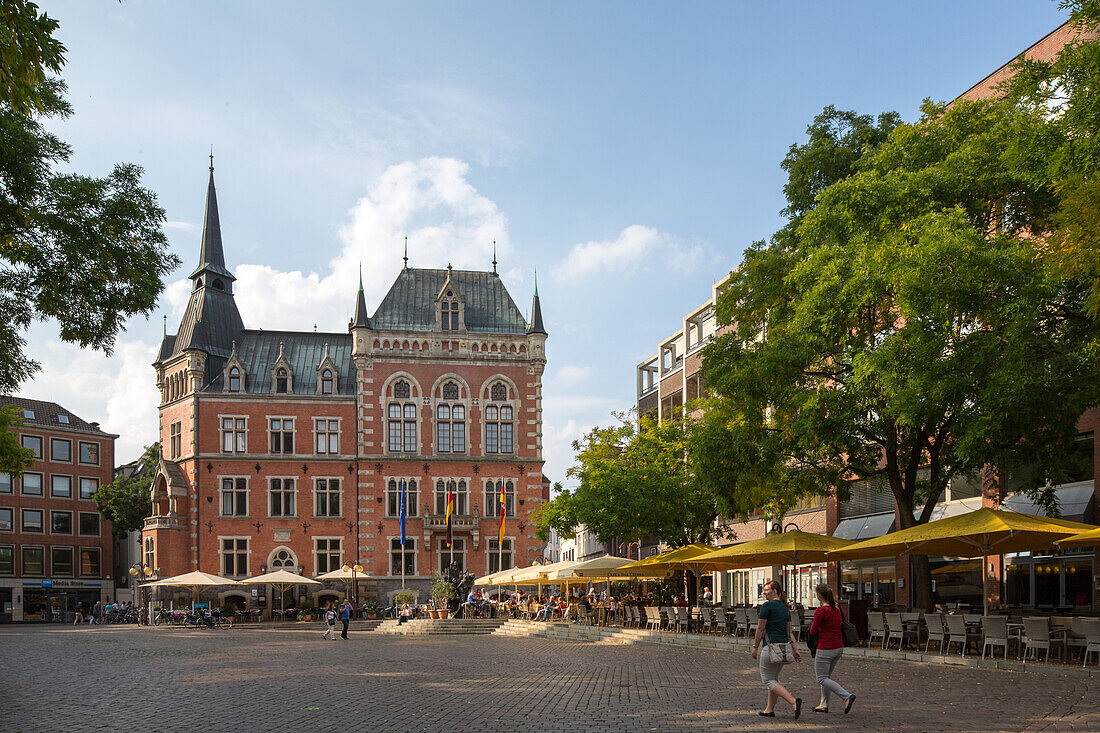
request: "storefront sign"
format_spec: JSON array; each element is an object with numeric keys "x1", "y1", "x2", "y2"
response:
[{"x1": 24, "y1": 579, "x2": 102, "y2": 589}]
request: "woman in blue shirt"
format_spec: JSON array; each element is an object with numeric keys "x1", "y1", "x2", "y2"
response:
[{"x1": 751, "y1": 580, "x2": 802, "y2": 719}]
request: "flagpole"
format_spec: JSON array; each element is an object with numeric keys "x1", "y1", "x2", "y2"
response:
[{"x1": 400, "y1": 479, "x2": 406, "y2": 591}]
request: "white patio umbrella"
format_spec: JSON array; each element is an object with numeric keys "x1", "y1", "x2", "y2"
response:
[
  {"x1": 240, "y1": 570, "x2": 321, "y2": 618},
  {"x1": 316, "y1": 565, "x2": 370, "y2": 606},
  {"x1": 142, "y1": 570, "x2": 241, "y2": 608}
]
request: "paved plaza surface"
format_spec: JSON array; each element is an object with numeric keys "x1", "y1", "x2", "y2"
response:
[{"x1": 1, "y1": 625, "x2": 1098, "y2": 733}]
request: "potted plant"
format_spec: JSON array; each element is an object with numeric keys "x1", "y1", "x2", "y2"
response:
[
  {"x1": 431, "y1": 575, "x2": 456, "y2": 619},
  {"x1": 298, "y1": 598, "x2": 314, "y2": 622},
  {"x1": 362, "y1": 600, "x2": 380, "y2": 619}
]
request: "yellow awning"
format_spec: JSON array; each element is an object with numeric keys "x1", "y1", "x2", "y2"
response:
[
  {"x1": 827, "y1": 508, "x2": 1096, "y2": 561},
  {"x1": 1055, "y1": 526, "x2": 1100, "y2": 548},
  {"x1": 609, "y1": 543, "x2": 722, "y2": 578},
  {"x1": 695, "y1": 530, "x2": 854, "y2": 569}
]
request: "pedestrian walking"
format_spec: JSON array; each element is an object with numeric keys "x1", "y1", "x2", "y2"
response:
[
  {"x1": 807, "y1": 584, "x2": 856, "y2": 715},
  {"x1": 751, "y1": 579, "x2": 802, "y2": 719},
  {"x1": 73, "y1": 602, "x2": 84, "y2": 625},
  {"x1": 321, "y1": 603, "x2": 337, "y2": 640},
  {"x1": 91, "y1": 600, "x2": 102, "y2": 625},
  {"x1": 339, "y1": 599, "x2": 352, "y2": 639}
]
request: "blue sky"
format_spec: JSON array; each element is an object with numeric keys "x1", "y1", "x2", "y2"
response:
[{"x1": 21, "y1": 0, "x2": 1069, "y2": 479}]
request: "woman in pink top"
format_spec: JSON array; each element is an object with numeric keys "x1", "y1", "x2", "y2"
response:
[{"x1": 807, "y1": 584, "x2": 856, "y2": 714}]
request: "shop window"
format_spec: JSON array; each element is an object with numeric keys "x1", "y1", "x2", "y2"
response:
[
  {"x1": 80, "y1": 548, "x2": 101, "y2": 577},
  {"x1": 78, "y1": 512, "x2": 100, "y2": 536},
  {"x1": 50, "y1": 438, "x2": 71, "y2": 462},
  {"x1": 51, "y1": 510, "x2": 72, "y2": 534},
  {"x1": 23, "y1": 546, "x2": 44, "y2": 575},
  {"x1": 79, "y1": 477, "x2": 99, "y2": 500},
  {"x1": 51, "y1": 475, "x2": 71, "y2": 498},
  {"x1": 21, "y1": 473, "x2": 42, "y2": 496},
  {"x1": 51, "y1": 547, "x2": 73, "y2": 576}
]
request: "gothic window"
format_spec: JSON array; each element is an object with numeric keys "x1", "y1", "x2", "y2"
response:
[
  {"x1": 269, "y1": 547, "x2": 296, "y2": 571},
  {"x1": 388, "y1": 380, "x2": 417, "y2": 453},
  {"x1": 386, "y1": 479, "x2": 419, "y2": 517},
  {"x1": 436, "y1": 403, "x2": 465, "y2": 454},
  {"x1": 228, "y1": 366, "x2": 241, "y2": 392},
  {"x1": 320, "y1": 369, "x2": 334, "y2": 395},
  {"x1": 275, "y1": 368, "x2": 289, "y2": 394},
  {"x1": 441, "y1": 301, "x2": 459, "y2": 330},
  {"x1": 433, "y1": 479, "x2": 467, "y2": 515},
  {"x1": 485, "y1": 479, "x2": 515, "y2": 517},
  {"x1": 485, "y1": 388, "x2": 513, "y2": 455},
  {"x1": 442, "y1": 382, "x2": 459, "y2": 400}
]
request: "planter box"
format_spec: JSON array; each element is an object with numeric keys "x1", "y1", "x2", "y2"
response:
[
  {"x1": 438, "y1": 609, "x2": 450, "y2": 620},
  {"x1": 429, "y1": 610, "x2": 440, "y2": 619}
]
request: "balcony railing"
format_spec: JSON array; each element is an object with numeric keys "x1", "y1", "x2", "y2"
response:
[
  {"x1": 422, "y1": 514, "x2": 479, "y2": 531},
  {"x1": 143, "y1": 514, "x2": 185, "y2": 530}
]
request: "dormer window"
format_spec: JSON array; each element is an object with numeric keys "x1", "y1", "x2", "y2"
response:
[
  {"x1": 442, "y1": 301, "x2": 459, "y2": 330},
  {"x1": 275, "y1": 368, "x2": 289, "y2": 394},
  {"x1": 321, "y1": 369, "x2": 334, "y2": 395},
  {"x1": 228, "y1": 367, "x2": 241, "y2": 393}
]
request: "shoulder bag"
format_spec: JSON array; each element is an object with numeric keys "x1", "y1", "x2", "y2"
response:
[{"x1": 839, "y1": 606, "x2": 859, "y2": 647}]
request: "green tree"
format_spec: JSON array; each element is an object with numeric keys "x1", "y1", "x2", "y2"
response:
[
  {"x1": 0, "y1": 405, "x2": 35, "y2": 476},
  {"x1": 0, "y1": 1, "x2": 180, "y2": 393},
  {"x1": 702, "y1": 94, "x2": 1100, "y2": 610},
  {"x1": 94, "y1": 443, "x2": 157, "y2": 538},
  {"x1": 535, "y1": 411, "x2": 723, "y2": 548}
]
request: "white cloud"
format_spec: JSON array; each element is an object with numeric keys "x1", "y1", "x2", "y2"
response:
[
  {"x1": 164, "y1": 220, "x2": 198, "y2": 232},
  {"x1": 553, "y1": 364, "x2": 592, "y2": 385},
  {"x1": 549, "y1": 225, "x2": 718, "y2": 285}
]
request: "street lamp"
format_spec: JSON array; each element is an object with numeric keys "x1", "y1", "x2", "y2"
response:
[
  {"x1": 128, "y1": 563, "x2": 155, "y2": 625},
  {"x1": 341, "y1": 562, "x2": 365, "y2": 609}
]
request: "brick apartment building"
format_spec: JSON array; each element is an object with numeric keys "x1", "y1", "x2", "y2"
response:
[
  {"x1": 0, "y1": 398, "x2": 117, "y2": 622},
  {"x1": 143, "y1": 165, "x2": 548, "y2": 610},
  {"x1": 637, "y1": 18, "x2": 1100, "y2": 613}
]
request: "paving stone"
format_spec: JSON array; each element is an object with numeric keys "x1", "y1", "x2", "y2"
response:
[{"x1": 0, "y1": 624, "x2": 1097, "y2": 733}]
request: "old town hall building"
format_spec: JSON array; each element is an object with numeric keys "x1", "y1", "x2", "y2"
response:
[{"x1": 143, "y1": 167, "x2": 548, "y2": 606}]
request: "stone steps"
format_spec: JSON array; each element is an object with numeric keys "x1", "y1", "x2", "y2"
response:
[{"x1": 371, "y1": 618, "x2": 509, "y2": 636}]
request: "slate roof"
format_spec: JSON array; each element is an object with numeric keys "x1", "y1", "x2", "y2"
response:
[
  {"x1": 372, "y1": 267, "x2": 527, "y2": 334},
  {"x1": 0, "y1": 396, "x2": 116, "y2": 436},
  {"x1": 203, "y1": 330, "x2": 355, "y2": 396}
]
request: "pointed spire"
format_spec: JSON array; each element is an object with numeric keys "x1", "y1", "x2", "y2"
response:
[
  {"x1": 492, "y1": 240, "x2": 498, "y2": 274},
  {"x1": 351, "y1": 265, "x2": 371, "y2": 328},
  {"x1": 189, "y1": 155, "x2": 235, "y2": 282},
  {"x1": 527, "y1": 269, "x2": 546, "y2": 335},
  {"x1": 403, "y1": 237, "x2": 409, "y2": 270}
]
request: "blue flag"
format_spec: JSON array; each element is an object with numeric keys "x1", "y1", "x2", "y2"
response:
[{"x1": 398, "y1": 479, "x2": 407, "y2": 549}]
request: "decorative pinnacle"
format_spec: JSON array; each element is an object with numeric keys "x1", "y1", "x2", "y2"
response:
[
  {"x1": 492, "y1": 240, "x2": 498, "y2": 274},
  {"x1": 403, "y1": 236, "x2": 408, "y2": 269},
  {"x1": 209, "y1": 145, "x2": 214, "y2": 173},
  {"x1": 534, "y1": 268, "x2": 539, "y2": 297},
  {"x1": 359, "y1": 262, "x2": 363, "y2": 291}
]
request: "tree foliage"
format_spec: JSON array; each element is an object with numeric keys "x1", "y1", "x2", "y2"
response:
[
  {"x1": 0, "y1": 405, "x2": 34, "y2": 476},
  {"x1": 701, "y1": 67, "x2": 1100, "y2": 609},
  {"x1": 0, "y1": 1, "x2": 180, "y2": 394},
  {"x1": 535, "y1": 411, "x2": 723, "y2": 548},
  {"x1": 94, "y1": 443, "x2": 157, "y2": 538}
]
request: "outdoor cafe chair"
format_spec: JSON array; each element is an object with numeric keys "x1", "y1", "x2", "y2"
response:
[
  {"x1": 713, "y1": 607, "x2": 729, "y2": 636},
  {"x1": 867, "y1": 612, "x2": 887, "y2": 649},
  {"x1": 674, "y1": 605, "x2": 691, "y2": 633},
  {"x1": 982, "y1": 615, "x2": 1011, "y2": 661},
  {"x1": 884, "y1": 612, "x2": 917, "y2": 651},
  {"x1": 644, "y1": 606, "x2": 660, "y2": 631},
  {"x1": 945, "y1": 613, "x2": 980, "y2": 656},
  {"x1": 699, "y1": 606, "x2": 716, "y2": 634},
  {"x1": 789, "y1": 608, "x2": 802, "y2": 642},
  {"x1": 1081, "y1": 618, "x2": 1100, "y2": 667},
  {"x1": 925, "y1": 613, "x2": 947, "y2": 654},
  {"x1": 1022, "y1": 616, "x2": 1065, "y2": 664},
  {"x1": 733, "y1": 608, "x2": 750, "y2": 637}
]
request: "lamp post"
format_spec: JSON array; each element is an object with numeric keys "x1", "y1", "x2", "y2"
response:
[
  {"x1": 341, "y1": 561, "x2": 365, "y2": 610},
  {"x1": 128, "y1": 563, "x2": 155, "y2": 625},
  {"x1": 770, "y1": 522, "x2": 800, "y2": 604}
]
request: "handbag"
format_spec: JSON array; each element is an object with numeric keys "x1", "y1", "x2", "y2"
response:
[
  {"x1": 805, "y1": 629, "x2": 819, "y2": 658},
  {"x1": 839, "y1": 607, "x2": 859, "y2": 647},
  {"x1": 765, "y1": 639, "x2": 794, "y2": 665}
]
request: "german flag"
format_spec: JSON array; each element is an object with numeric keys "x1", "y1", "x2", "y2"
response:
[
  {"x1": 445, "y1": 481, "x2": 455, "y2": 548},
  {"x1": 498, "y1": 480, "x2": 506, "y2": 545}
]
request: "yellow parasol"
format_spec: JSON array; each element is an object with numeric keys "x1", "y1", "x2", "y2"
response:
[{"x1": 1054, "y1": 526, "x2": 1100, "y2": 548}]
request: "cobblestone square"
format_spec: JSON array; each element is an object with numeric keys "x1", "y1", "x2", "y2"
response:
[{"x1": 1, "y1": 625, "x2": 1098, "y2": 733}]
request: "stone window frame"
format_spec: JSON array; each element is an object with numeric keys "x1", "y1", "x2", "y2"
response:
[
  {"x1": 220, "y1": 415, "x2": 248, "y2": 454},
  {"x1": 267, "y1": 476, "x2": 298, "y2": 518},
  {"x1": 481, "y1": 377, "x2": 518, "y2": 455},
  {"x1": 433, "y1": 477, "x2": 469, "y2": 516},
  {"x1": 385, "y1": 477, "x2": 419, "y2": 518},
  {"x1": 313, "y1": 477, "x2": 342, "y2": 518},
  {"x1": 51, "y1": 545, "x2": 75, "y2": 577},
  {"x1": 50, "y1": 437, "x2": 72, "y2": 463},
  {"x1": 267, "y1": 416, "x2": 295, "y2": 455},
  {"x1": 313, "y1": 536, "x2": 343, "y2": 575},
  {"x1": 484, "y1": 478, "x2": 516, "y2": 518},
  {"x1": 219, "y1": 536, "x2": 251, "y2": 578},
  {"x1": 383, "y1": 375, "x2": 422, "y2": 454},
  {"x1": 313, "y1": 417, "x2": 341, "y2": 455},
  {"x1": 50, "y1": 509, "x2": 73, "y2": 535},
  {"x1": 79, "y1": 546, "x2": 101, "y2": 577},
  {"x1": 432, "y1": 376, "x2": 470, "y2": 455},
  {"x1": 436, "y1": 536, "x2": 466, "y2": 573},
  {"x1": 486, "y1": 537, "x2": 515, "y2": 574},
  {"x1": 388, "y1": 536, "x2": 417, "y2": 577},
  {"x1": 219, "y1": 476, "x2": 249, "y2": 517}
]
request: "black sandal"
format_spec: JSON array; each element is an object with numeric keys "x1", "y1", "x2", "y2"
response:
[
  {"x1": 794, "y1": 698, "x2": 802, "y2": 719},
  {"x1": 758, "y1": 711, "x2": 775, "y2": 717},
  {"x1": 844, "y1": 694, "x2": 856, "y2": 714}
]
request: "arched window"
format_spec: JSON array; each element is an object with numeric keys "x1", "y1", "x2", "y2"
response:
[
  {"x1": 485, "y1": 383, "x2": 513, "y2": 454},
  {"x1": 228, "y1": 367, "x2": 241, "y2": 392},
  {"x1": 434, "y1": 479, "x2": 467, "y2": 515},
  {"x1": 321, "y1": 369, "x2": 334, "y2": 395},
  {"x1": 436, "y1": 381, "x2": 465, "y2": 454},
  {"x1": 275, "y1": 368, "x2": 289, "y2": 394},
  {"x1": 485, "y1": 479, "x2": 515, "y2": 517},
  {"x1": 388, "y1": 380, "x2": 417, "y2": 452},
  {"x1": 269, "y1": 547, "x2": 297, "y2": 571},
  {"x1": 386, "y1": 479, "x2": 418, "y2": 517}
]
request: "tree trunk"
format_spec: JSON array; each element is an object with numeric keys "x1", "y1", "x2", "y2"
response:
[{"x1": 910, "y1": 555, "x2": 933, "y2": 612}]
